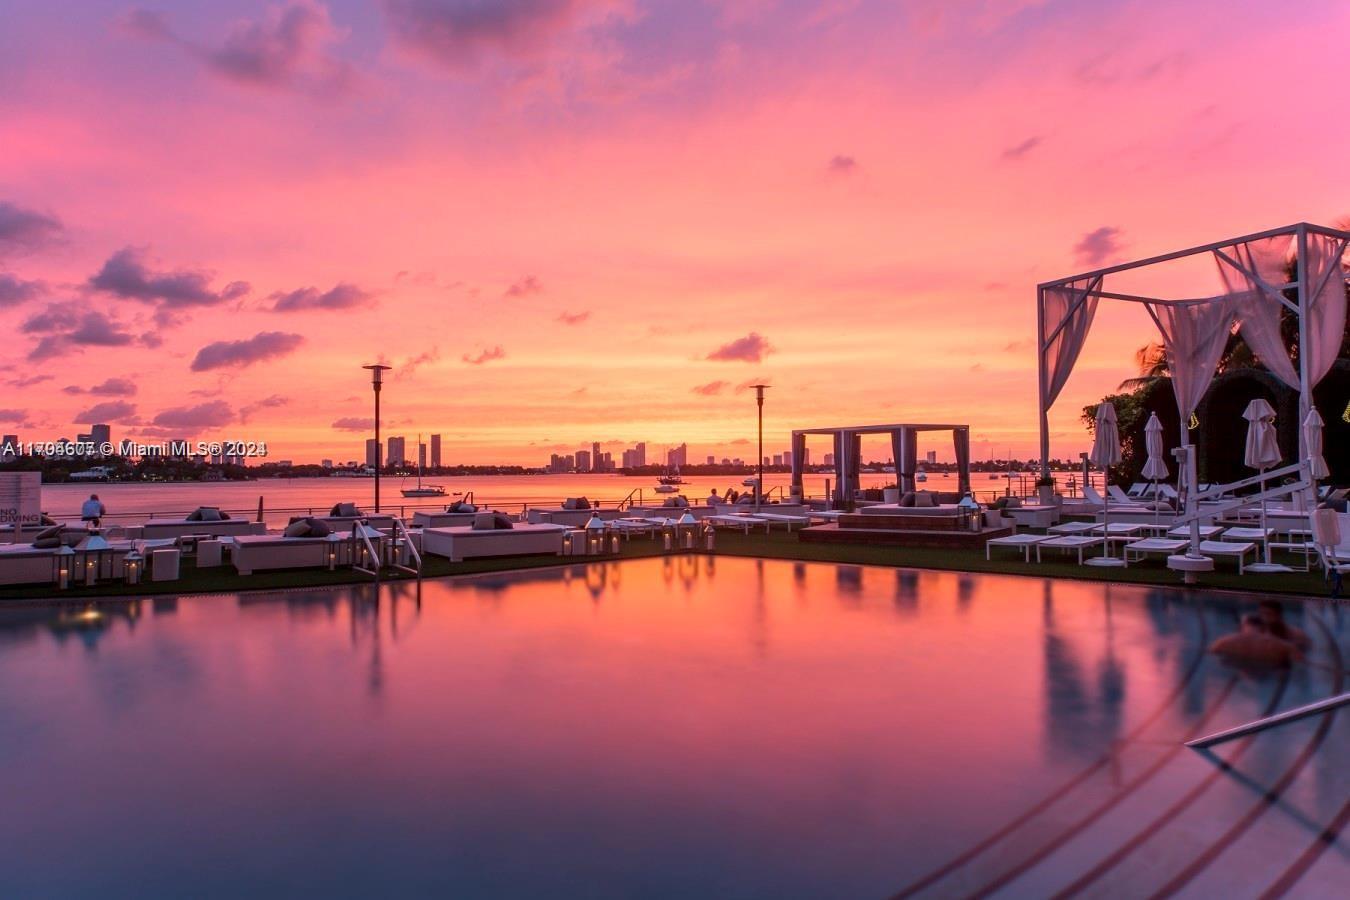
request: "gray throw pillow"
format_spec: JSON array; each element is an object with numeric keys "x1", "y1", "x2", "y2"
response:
[
  {"x1": 900, "y1": 492, "x2": 916, "y2": 507},
  {"x1": 914, "y1": 492, "x2": 936, "y2": 508},
  {"x1": 1005, "y1": 496, "x2": 1022, "y2": 508},
  {"x1": 186, "y1": 509, "x2": 203, "y2": 521},
  {"x1": 199, "y1": 507, "x2": 222, "y2": 522},
  {"x1": 492, "y1": 513, "x2": 515, "y2": 530},
  {"x1": 32, "y1": 536, "x2": 61, "y2": 549},
  {"x1": 35, "y1": 524, "x2": 62, "y2": 541},
  {"x1": 306, "y1": 518, "x2": 331, "y2": 537},
  {"x1": 284, "y1": 520, "x2": 311, "y2": 538}
]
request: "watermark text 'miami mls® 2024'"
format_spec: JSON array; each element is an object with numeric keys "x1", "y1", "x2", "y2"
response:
[{"x1": 5, "y1": 440, "x2": 270, "y2": 458}]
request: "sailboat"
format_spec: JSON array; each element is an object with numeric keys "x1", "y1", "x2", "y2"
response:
[{"x1": 401, "y1": 434, "x2": 447, "y2": 497}]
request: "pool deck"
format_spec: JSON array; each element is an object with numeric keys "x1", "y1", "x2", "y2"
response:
[{"x1": 0, "y1": 529, "x2": 1338, "y2": 605}]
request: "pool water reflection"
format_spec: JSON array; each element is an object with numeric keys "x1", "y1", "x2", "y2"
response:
[{"x1": 0, "y1": 558, "x2": 1345, "y2": 898}]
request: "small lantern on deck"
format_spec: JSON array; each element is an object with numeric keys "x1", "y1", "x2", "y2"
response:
[
  {"x1": 326, "y1": 532, "x2": 342, "y2": 570},
  {"x1": 703, "y1": 521, "x2": 716, "y2": 551},
  {"x1": 609, "y1": 532, "x2": 621, "y2": 554},
  {"x1": 124, "y1": 550, "x2": 143, "y2": 585},
  {"x1": 74, "y1": 533, "x2": 112, "y2": 586},
  {"x1": 957, "y1": 493, "x2": 980, "y2": 531},
  {"x1": 585, "y1": 514, "x2": 605, "y2": 555},
  {"x1": 662, "y1": 520, "x2": 674, "y2": 552},
  {"x1": 55, "y1": 545, "x2": 75, "y2": 590},
  {"x1": 678, "y1": 511, "x2": 698, "y2": 549}
]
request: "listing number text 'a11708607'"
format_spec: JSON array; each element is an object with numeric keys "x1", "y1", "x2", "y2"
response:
[{"x1": 5, "y1": 440, "x2": 270, "y2": 459}]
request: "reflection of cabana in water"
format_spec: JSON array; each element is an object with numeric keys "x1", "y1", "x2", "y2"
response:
[
  {"x1": 1037, "y1": 222, "x2": 1348, "y2": 577},
  {"x1": 790, "y1": 423, "x2": 972, "y2": 509}
]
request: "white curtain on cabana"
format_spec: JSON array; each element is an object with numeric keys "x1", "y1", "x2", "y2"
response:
[
  {"x1": 1213, "y1": 237, "x2": 1298, "y2": 388},
  {"x1": 1041, "y1": 276, "x2": 1102, "y2": 410},
  {"x1": 1303, "y1": 233, "x2": 1348, "y2": 388},
  {"x1": 1146, "y1": 297, "x2": 1235, "y2": 425}
]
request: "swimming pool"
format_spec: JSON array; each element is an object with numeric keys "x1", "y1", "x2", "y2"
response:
[{"x1": 0, "y1": 558, "x2": 1345, "y2": 898}]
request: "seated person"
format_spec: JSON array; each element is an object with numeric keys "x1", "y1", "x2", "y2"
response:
[
  {"x1": 1258, "y1": 600, "x2": 1310, "y2": 652},
  {"x1": 707, "y1": 489, "x2": 720, "y2": 505},
  {"x1": 1209, "y1": 614, "x2": 1295, "y2": 668}
]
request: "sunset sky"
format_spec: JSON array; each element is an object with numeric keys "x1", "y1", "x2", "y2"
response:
[{"x1": 2, "y1": 0, "x2": 1347, "y2": 465}]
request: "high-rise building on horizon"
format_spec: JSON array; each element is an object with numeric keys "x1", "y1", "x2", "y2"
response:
[
  {"x1": 387, "y1": 436, "x2": 406, "y2": 466},
  {"x1": 667, "y1": 443, "x2": 688, "y2": 468},
  {"x1": 365, "y1": 439, "x2": 381, "y2": 468},
  {"x1": 576, "y1": 449, "x2": 591, "y2": 472},
  {"x1": 430, "y1": 434, "x2": 442, "y2": 469},
  {"x1": 419, "y1": 440, "x2": 427, "y2": 470}
]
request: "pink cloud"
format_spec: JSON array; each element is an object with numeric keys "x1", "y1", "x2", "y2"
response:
[
  {"x1": 707, "y1": 332, "x2": 772, "y2": 363},
  {"x1": 191, "y1": 331, "x2": 304, "y2": 371}
]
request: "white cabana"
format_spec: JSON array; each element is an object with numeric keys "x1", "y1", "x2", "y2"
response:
[
  {"x1": 790, "y1": 422, "x2": 972, "y2": 510},
  {"x1": 1037, "y1": 222, "x2": 1348, "y2": 482}
]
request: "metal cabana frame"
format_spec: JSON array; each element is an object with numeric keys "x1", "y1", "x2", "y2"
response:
[
  {"x1": 1036, "y1": 221, "x2": 1350, "y2": 480},
  {"x1": 790, "y1": 423, "x2": 971, "y2": 510}
]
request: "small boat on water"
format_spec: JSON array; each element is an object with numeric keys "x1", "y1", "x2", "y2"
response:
[
  {"x1": 916, "y1": 472, "x2": 928, "y2": 483},
  {"x1": 401, "y1": 435, "x2": 447, "y2": 497},
  {"x1": 655, "y1": 467, "x2": 685, "y2": 492},
  {"x1": 741, "y1": 477, "x2": 758, "y2": 487}
]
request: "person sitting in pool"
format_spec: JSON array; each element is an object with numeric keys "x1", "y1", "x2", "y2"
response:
[
  {"x1": 1257, "y1": 600, "x2": 1310, "y2": 653},
  {"x1": 1209, "y1": 614, "x2": 1295, "y2": 668}
]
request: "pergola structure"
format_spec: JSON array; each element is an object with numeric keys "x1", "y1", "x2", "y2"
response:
[
  {"x1": 1037, "y1": 222, "x2": 1349, "y2": 480},
  {"x1": 790, "y1": 423, "x2": 971, "y2": 509}
]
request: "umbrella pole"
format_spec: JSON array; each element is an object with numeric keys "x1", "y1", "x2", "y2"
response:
[{"x1": 1259, "y1": 471, "x2": 1270, "y2": 565}]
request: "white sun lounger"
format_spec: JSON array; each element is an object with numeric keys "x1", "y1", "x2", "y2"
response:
[
  {"x1": 1036, "y1": 535, "x2": 1105, "y2": 564},
  {"x1": 706, "y1": 514, "x2": 769, "y2": 534},
  {"x1": 1167, "y1": 524, "x2": 1223, "y2": 540},
  {"x1": 1049, "y1": 521, "x2": 1098, "y2": 535},
  {"x1": 607, "y1": 518, "x2": 660, "y2": 538},
  {"x1": 1221, "y1": 526, "x2": 1274, "y2": 542},
  {"x1": 1198, "y1": 540, "x2": 1257, "y2": 573},
  {"x1": 986, "y1": 533, "x2": 1046, "y2": 561},
  {"x1": 1124, "y1": 537, "x2": 1188, "y2": 564},
  {"x1": 752, "y1": 512, "x2": 811, "y2": 530}
]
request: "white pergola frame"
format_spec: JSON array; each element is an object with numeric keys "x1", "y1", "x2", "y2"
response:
[{"x1": 1036, "y1": 221, "x2": 1350, "y2": 479}]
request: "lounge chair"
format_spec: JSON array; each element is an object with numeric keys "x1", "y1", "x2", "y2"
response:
[
  {"x1": 1049, "y1": 521, "x2": 1098, "y2": 535},
  {"x1": 1123, "y1": 537, "x2": 1188, "y2": 564},
  {"x1": 1036, "y1": 535, "x2": 1105, "y2": 564},
  {"x1": 706, "y1": 514, "x2": 769, "y2": 534},
  {"x1": 422, "y1": 522, "x2": 567, "y2": 562},
  {"x1": 1310, "y1": 509, "x2": 1350, "y2": 591},
  {"x1": 1197, "y1": 540, "x2": 1256, "y2": 573},
  {"x1": 412, "y1": 507, "x2": 510, "y2": 529},
  {"x1": 986, "y1": 533, "x2": 1046, "y2": 561},
  {"x1": 1167, "y1": 524, "x2": 1223, "y2": 540},
  {"x1": 753, "y1": 512, "x2": 812, "y2": 531}
]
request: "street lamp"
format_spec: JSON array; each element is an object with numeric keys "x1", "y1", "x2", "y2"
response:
[
  {"x1": 363, "y1": 364, "x2": 392, "y2": 513},
  {"x1": 750, "y1": 384, "x2": 769, "y2": 512}
]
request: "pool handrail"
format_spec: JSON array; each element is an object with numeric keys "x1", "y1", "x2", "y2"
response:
[{"x1": 1185, "y1": 691, "x2": 1350, "y2": 749}]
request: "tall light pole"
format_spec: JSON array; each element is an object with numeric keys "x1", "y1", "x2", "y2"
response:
[
  {"x1": 364, "y1": 364, "x2": 391, "y2": 512},
  {"x1": 751, "y1": 384, "x2": 769, "y2": 512}
]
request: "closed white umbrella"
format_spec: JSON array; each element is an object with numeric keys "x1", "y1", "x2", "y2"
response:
[
  {"x1": 1087, "y1": 402, "x2": 1124, "y2": 567},
  {"x1": 1242, "y1": 398, "x2": 1284, "y2": 571},
  {"x1": 1303, "y1": 408, "x2": 1329, "y2": 480},
  {"x1": 1142, "y1": 413, "x2": 1169, "y2": 523}
]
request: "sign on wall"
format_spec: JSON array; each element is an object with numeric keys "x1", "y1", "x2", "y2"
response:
[{"x1": 0, "y1": 472, "x2": 41, "y2": 527}]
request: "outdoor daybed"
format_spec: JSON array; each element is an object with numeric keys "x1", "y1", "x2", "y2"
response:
[
  {"x1": 422, "y1": 522, "x2": 567, "y2": 562},
  {"x1": 525, "y1": 498, "x2": 625, "y2": 527},
  {"x1": 142, "y1": 508, "x2": 260, "y2": 539},
  {"x1": 412, "y1": 502, "x2": 505, "y2": 529}
]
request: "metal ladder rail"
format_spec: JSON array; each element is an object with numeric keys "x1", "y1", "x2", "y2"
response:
[
  {"x1": 352, "y1": 525, "x2": 383, "y2": 580},
  {"x1": 389, "y1": 517, "x2": 422, "y2": 578},
  {"x1": 1187, "y1": 692, "x2": 1350, "y2": 749}
]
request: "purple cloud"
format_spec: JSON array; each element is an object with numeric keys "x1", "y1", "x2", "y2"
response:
[
  {"x1": 0, "y1": 201, "x2": 63, "y2": 255},
  {"x1": 271, "y1": 282, "x2": 372, "y2": 311},
  {"x1": 331, "y1": 416, "x2": 375, "y2": 431},
  {"x1": 462, "y1": 345, "x2": 505, "y2": 365},
  {"x1": 152, "y1": 401, "x2": 235, "y2": 429},
  {"x1": 1073, "y1": 226, "x2": 1124, "y2": 266},
  {"x1": 89, "y1": 247, "x2": 250, "y2": 308},
  {"x1": 827, "y1": 154, "x2": 858, "y2": 174},
  {"x1": 6, "y1": 374, "x2": 52, "y2": 388},
  {"x1": 23, "y1": 304, "x2": 139, "y2": 360},
  {"x1": 0, "y1": 273, "x2": 45, "y2": 306},
  {"x1": 556, "y1": 310, "x2": 590, "y2": 325},
  {"x1": 122, "y1": 2, "x2": 355, "y2": 97},
  {"x1": 504, "y1": 275, "x2": 542, "y2": 298},
  {"x1": 190, "y1": 331, "x2": 304, "y2": 371},
  {"x1": 383, "y1": 0, "x2": 596, "y2": 69},
  {"x1": 395, "y1": 347, "x2": 440, "y2": 379},
  {"x1": 0, "y1": 409, "x2": 28, "y2": 423},
  {"x1": 706, "y1": 332, "x2": 772, "y2": 363},
  {"x1": 239, "y1": 394, "x2": 290, "y2": 423},
  {"x1": 691, "y1": 380, "x2": 728, "y2": 396},
  {"x1": 74, "y1": 400, "x2": 138, "y2": 424},
  {"x1": 64, "y1": 378, "x2": 138, "y2": 397},
  {"x1": 1000, "y1": 136, "x2": 1042, "y2": 161}
]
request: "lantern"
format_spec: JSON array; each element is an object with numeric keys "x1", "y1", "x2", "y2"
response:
[
  {"x1": 74, "y1": 533, "x2": 112, "y2": 586},
  {"x1": 55, "y1": 545, "x2": 74, "y2": 590},
  {"x1": 326, "y1": 532, "x2": 341, "y2": 570},
  {"x1": 585, "y1": 514, "x2": 605, "y2": 555},
  {"x1": 678, "y1": 512, "x2": 697, "y2": 549},
  {"x1": 703, "y1": 522, "x2": 716, "y2": 551},
  {"x1": 124, "y1": 550, "x2": 143, "y2": 585}
]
